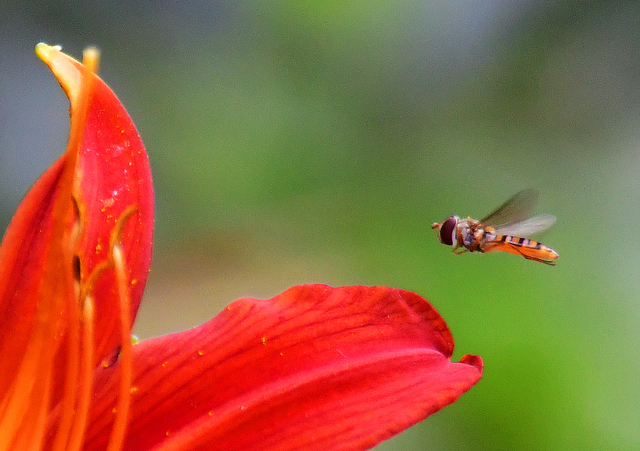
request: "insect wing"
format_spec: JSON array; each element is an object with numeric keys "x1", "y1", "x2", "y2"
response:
[
  {"x1": 494, "y1": 214, "x2": 557, "y2": 237},
  {"x1": 480, "y1": 189, "x2": 539, "y2": 228}
]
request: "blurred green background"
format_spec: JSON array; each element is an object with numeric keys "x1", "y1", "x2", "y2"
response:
[{"x1": 2, "y1": 1, "x2": 639, "y2": 449}]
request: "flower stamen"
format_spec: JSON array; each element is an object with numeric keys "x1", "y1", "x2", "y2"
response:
[
  {"x1": 106, "y1": 243, "x2": 133, "y2": 451},
  {"x1": 66, "y1": 294, "x2": 95, "y2": 451},
  {"x1": 62, "y1": 204, "x2": 137, "y2": 451},
  {"x1": 48, "y1": 45, "x2": 101, "y2": 451}
]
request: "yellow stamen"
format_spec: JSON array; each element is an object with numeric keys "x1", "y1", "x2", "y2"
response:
[{"x1": 106, "y1": 244, "x2": 133, "y2": 451}]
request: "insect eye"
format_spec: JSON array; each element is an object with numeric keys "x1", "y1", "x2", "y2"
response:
[{"x1": 439, "y1": 217, "x2": 458, "y2": 246}]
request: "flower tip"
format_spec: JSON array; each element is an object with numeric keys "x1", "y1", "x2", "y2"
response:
[
  {"x1": 34, "y1": 42, "x2": 89, "y2": 104},
  {"x1": 35, "y1": 43, "x2": 62, "y2": 63},
  {"x1": 459, "y1": 354, "x2": 484, "y2": 373}
]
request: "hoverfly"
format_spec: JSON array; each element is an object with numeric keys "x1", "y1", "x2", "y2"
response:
[{"x1": 431, "y1": 189, "x2": 559, "y2": 265}]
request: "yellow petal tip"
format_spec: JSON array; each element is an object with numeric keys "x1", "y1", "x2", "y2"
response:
[
  {"x1": 35, "y1": 43, "x2": 62, "y2": 63},
  {"x1": 35, "y1": 43, "x2": 83, "y2": 102}
]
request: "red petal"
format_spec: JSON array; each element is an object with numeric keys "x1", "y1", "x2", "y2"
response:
[
  {"x1": 37, "y1": 45, "x2": 154, "y2": 363},
  {"x1": 85, "y1": 285, "x2": 482, "y2": 451},
  {"x1": 74, "y1": 61, "x2": 154, "y2": 361},
  {"x1": 0, "y1": 155, "x2": 66, "y2": 396}
]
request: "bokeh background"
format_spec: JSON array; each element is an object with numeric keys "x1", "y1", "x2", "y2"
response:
[{"x1": 2, "y1": 1, "x2": 639, "y2": 449}]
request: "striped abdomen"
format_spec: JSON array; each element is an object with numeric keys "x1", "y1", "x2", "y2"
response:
[{"x1": 481, "y1": 234, "x2": 559, "y2": 265}]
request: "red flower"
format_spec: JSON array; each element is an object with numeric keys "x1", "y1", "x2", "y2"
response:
[{"x1": 0, "y1": 44, "x2": 482, "y2": 451}]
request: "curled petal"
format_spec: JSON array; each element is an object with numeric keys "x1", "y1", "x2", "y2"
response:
[
  {"x1": 84, "y1": 285, "x2": 482, "y2": 451},
  {"x1": 36, "y1": 44, "x2": 154, "y2": 364}
]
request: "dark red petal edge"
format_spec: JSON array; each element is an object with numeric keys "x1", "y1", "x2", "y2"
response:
[{"x1": 83, "y1": 284, "x2": 482, "y2": 451}]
